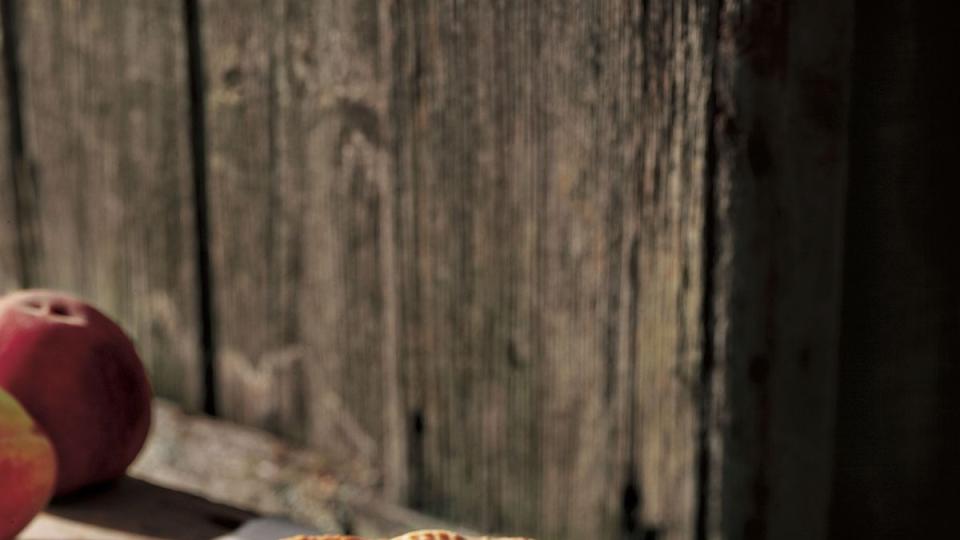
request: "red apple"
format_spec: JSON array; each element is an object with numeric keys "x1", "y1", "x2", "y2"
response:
[
  {"x1": 0, "y1": 289, "x2": 152, "y2": 496},
  {"x1": 0, "y1": 387, "x2": 56, "y2": 540}
]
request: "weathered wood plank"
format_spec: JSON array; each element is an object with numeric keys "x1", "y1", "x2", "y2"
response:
[
  {"x1": 132, "y1": 400, "x2": 478, "y2": 539},
  {"x1": 20, "y1": 477, "x2": 255, "y2": 540},
  {"x1": 388, "y1": 2, "x2": 710, "y2": 538},
  {"x1": 830, "y1": 2, "x2": 960, "y2": 537},
  {"x1": 203, "y1": 0, "x2": 302, "y2": 440},
  {"x1": 13, "y1": 0, "x2": 202, "y2": 409},
  {"x1": 201, "y1": 0, "x2": 394, "y2": 465},
  {"x1": 708, "y1": 1, "x2": 854, "y2": 538}
]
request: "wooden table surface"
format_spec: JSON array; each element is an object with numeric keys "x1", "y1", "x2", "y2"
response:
[
  {"x1": 15, "y1": 401, "x2": 477, "y2": 540},
  {"x1": 19, "y1": 477, "x2": 256, "y2": 540}
]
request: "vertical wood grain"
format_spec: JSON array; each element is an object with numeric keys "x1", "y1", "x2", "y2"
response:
[
  {"x1": 201, "y1": 0, "x2": 394, "y2": 475},
  {"x1": 388, "y1": 2, "x2": 712, "y2": 537},
  {"x1": 14, "y1": 0, "x2": 202, "y2": 409},
  {"x1": 202, "y1": 1, "x2": 713, "y2": 537},
  {"x1": 709, "y1": 1, "x2": 854, "y2": 538}
]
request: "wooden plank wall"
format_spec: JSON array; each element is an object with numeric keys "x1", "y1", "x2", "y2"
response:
[
  {"x1": 200, "y1": 1, "x2": 712, "y2": 537},
  {"x1": 3, "y1": 1, "x2": 954, "y2": 539}
]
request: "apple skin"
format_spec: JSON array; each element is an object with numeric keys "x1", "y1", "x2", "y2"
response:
[
  {"x1": 0, "y1": 387, "x2": 56, "y2": 540},
  {"x1": 0, "y1": 289, "x2": 152, "y2": 496}
]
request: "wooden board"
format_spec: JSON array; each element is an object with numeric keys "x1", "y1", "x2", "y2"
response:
[
  {"x1": 19, "y1": 477, "x2": 255, "y2": 540},
  {"x1": 387, "y1": 3, "x2": 711, "y2": 538},
  {"x1": 131, "y1": 400, "x2": 478, "y2": 539},
  {"x1": 200, "y1": 0, "x2": 394, "y2": 479},
  {"x1": 708, "y1": 1, "x2": 854, "y2": 539},
  {"x1": 19, "y1": 399, "x2": 479, "y2": 540},
  {"x1": 13, "y1": 0, "x2": 203, "y2": 409}
]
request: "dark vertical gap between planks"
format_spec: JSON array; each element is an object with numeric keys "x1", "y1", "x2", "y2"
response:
[
  {"x1": 694, "y1": 101, "x2": 717, "y2": 540},
  {"x1": 1, "y1": 0, "x2": 30, "y2": 287},
  {"x1": 183, "y1": 0, "x2": 217, "y2": 416},
  {"x1": 695, "y1": 2, "x2": 722, "y2": 538}
]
